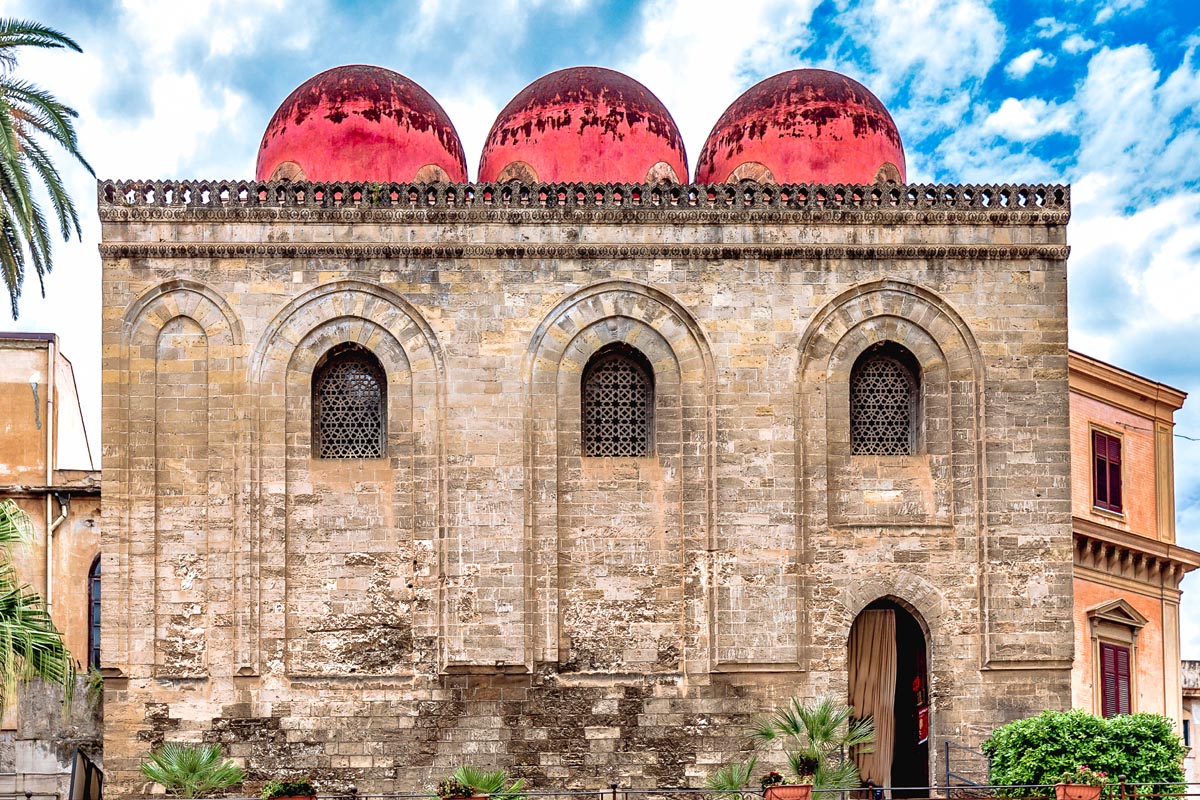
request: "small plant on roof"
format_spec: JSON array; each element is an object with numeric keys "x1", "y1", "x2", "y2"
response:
[
  {"x1": 1057, "y1": 766, "x2": 1109, "y2": 787},
  {"x1": 261, "y1": 777, "x2": 316, "y2": 800},
  {"x1": 139, "y1": 742, "x2": 245, "y2": 798}
]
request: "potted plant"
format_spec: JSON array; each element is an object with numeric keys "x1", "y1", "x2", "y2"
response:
[
  {"x1": 1054, "y1": 766, "x2": 1108, "y2": 800},
  {"x1": 749, "y1": 697, "x2": 875, "y2": 792},
  {"x1": 261, "y1": 777, "x2": 317, "y2": 800},
  {"x1": 139, "y1": 742, "x2": 245, "y2": 798},
  {"x1": 761, "y1": 769, "x2": 814, "y2": 800},
  {"x1": 435, "y1": 767, "x2": 526, "y2": 800}
]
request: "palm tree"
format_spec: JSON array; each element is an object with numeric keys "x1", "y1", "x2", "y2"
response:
[
  {"x1": 0, "y1": 499, "x2": 74, "y2": 704},
  {"x1": 0, "y1": 18, "x2": 93, "y2": 319},
  {"x1": 749, "y1": 696, "x2": 876, "y2": 791}
]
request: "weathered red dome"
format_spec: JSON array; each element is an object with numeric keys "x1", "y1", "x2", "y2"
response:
[
  {"x1": 479, "y1": 67, "x2": 688, "y2": 184},
  {"x1": 695, "y1": 69, "x2": 905, "y2": 185},
  {"x1": 256, "y1": 65, "x2": 468, "y2": 183}
]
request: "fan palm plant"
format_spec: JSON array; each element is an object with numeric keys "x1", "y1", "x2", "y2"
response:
[
  {"x1": 139, "y1": 742, "x2": 245, "y2": 798},
  {"x1": 439, "y1": 766, "x2": 527, "y2": 800},
  {"x1": 749, "y1": 696, "x2": 876, "y2": 791},
  {"x1": 0, "y1": 18, "x2": 93, "y2": 319},
  {"x1": 0, "y1": 499, "x2": 74, "y2": 705}
]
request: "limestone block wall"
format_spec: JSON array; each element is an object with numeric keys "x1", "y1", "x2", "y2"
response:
[{"x1": 99, "y1": 180, "x2": 1074, "y2": 795}]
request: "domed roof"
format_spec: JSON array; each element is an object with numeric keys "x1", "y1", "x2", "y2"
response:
[
  {"x1": 478, "y1": 66, "x2": 688, "y2": 184},
  {"x1": 695, "y1": 69, "x2": 906, "y2": 185},
  {"x1": 256, "y1": 65, "x2": 468, "y2": 183}
]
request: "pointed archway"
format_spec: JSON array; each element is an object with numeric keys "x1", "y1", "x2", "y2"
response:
[{"x1": 848, "y1": 598, "x2": 930, "y2": 796}]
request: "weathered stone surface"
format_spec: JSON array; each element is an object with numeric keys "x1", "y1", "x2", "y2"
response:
[{"x1": 99, "y1": 180, "x2": 1074, "y2": 795}]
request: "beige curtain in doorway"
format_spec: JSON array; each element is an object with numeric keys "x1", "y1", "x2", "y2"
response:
[{"x1": 848, "y1": 608, "x2": 897, "y2": 789}]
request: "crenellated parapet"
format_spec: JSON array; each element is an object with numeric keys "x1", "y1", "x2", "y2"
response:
[{"x1": 97, "y1": 178, "x2": 1069, "y2": 223}]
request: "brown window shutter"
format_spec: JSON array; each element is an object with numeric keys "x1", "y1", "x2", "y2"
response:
[
  {"x1": 1116, "y1": 645, "x2": 1131, "y2": 714},
  {"x1": 1100, "y1": 643, "x2": 1131, "y2": 717}
]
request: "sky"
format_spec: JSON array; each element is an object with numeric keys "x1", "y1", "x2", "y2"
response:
[{"x1": 3, "y1": 0, "x2": 1200, "y2": 659}]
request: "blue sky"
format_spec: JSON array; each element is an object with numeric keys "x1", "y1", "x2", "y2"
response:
[{"x1": 5, "y1": 0, "x2": 1200, "y2": 658}]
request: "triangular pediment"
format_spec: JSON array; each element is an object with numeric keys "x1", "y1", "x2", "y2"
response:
[{"x1": 1085, "y1": 598, "x2": 1149, "y2": 629}]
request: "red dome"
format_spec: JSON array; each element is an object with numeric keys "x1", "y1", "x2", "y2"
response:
[
  {"x1": 695, "y1": 69, "x2": 905, "y2": 185},
  {"x1": 479, "y1": 67, "x2": 688, "y2": 184},
  {"x1": 256, "y1": 65, "x2": 468, "y2": 183}
]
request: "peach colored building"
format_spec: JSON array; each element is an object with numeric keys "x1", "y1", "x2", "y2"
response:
[
  {"x1": 1069, "y1": 351, "x2": 1199, "y2": 727},
  {"x1": 0, "y1": 332, "x2": 102, "y2": 797}
]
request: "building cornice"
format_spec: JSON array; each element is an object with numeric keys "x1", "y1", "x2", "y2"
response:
[
  {"x1": 1069, "y1": 350, "x2": 1187, "y2": 423},
  {"x1": 97, "y1": 242, "x2": 1070, "y2": 261},
  {"x1": 97, "y1": 179, "x2": 1071, "y2": 226},
  {"x1": 1074, "y1": 514, "x2": 1200, "y2": 589}
]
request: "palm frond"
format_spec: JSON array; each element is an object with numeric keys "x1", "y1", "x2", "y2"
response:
[
  {"x1": 140, "y1": 742, "x2": 245, "y2": 798},
  {"x1": 0, "y1": 18, "x2": 89, "y2": 318},
  {"x1": 706, "y1": 757, "x2": 758, "y2": 800}
]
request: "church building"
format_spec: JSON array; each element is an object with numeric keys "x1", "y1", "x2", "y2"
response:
[{"x1": 100, "y1": 64, "x2": 1080, "y2": 794}]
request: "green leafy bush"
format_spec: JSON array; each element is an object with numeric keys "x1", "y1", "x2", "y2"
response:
[
  {"x1": 139, "y1": 742, "x2": 244, "y2": 798},
  {"x1": 261, "y1": 778, "x2": 316, "y2": 800},
  {"x1": 982, "y1": 710, "x2": 1184, "y2": 796}
]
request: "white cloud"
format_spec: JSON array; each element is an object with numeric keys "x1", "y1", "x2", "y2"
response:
[
  {"x1": 1094, "y1": 0, "x2": 1147, "y2": 25},
  {"x1": 1005, "y1": 48, "x2": 1056, "y2": 80},
  {"x1": 832, "y1": 0, "x2": 1005, "y2": 147},
  {"x1": 1062, "y1": 34, "x2": 1097, "y2": 54},
  {"x1": 1034, "y1": 17, "x2": 1068, "y2": 39},
  {"x1": 624, "y1": 0, "x2": 821, "y2": 175},
  {"x1": 981, "y1": 97, "x2": 1073, "y2": 141}
]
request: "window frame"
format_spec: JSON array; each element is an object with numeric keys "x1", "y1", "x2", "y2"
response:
[
  {"x1": 1091, "y1": 428, "x2": 1124, "y2": 514},
  {"x1": 1086, "y1": 599, "x2": 1145, "y2": 719},
  {"x1": 580, "y1": 343, "x2": 655, "y2": 458},
  {"x1": 87, "y1": 555, "x2": 101, "y2": 670},
  {"x1": 850, "y1": 341, "x2": 922, "y2": 456},
  {"x1": 311, "y1": 343, "x2": 388, "y2": 460}
]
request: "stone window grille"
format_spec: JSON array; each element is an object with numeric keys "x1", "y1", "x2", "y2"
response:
[
  {"x1": 582, "y1": 344, "x2": 654, "y2": 457},
  {"x1": 312, "y1": 344, "x2": 387, "y2": 459},
  {"x1": 851, "y1": 342, "x2": 920, "y2": 456}
]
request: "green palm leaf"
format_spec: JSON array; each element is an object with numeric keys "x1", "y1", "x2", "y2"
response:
[
  {"x1": 0, "y1": 18, "x2": 91, "y2": 319},
  {"x1": 140, "y1": 742, "x2": 245, "y2": 798},
  {"x1": 0, "y1": 501, "x2": 73, "y2": 705}
]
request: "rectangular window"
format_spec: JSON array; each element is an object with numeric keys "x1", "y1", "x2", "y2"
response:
[
  {"x1": 1100, "y1": 642, "x2": 1131, "y2": 717},
  {"x1": 1184, "y1": 719, "x2": 1191, "y2": 748},
  {"x1": 1093, "y1": 430, "x2": 1123, "y2": 513}
]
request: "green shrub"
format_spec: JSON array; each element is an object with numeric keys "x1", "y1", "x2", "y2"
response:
[
  {"x1": 260, "y1": 778, "x2": 316, "y2": 800},
  {"x1": 139, "y1": 742, "x2": 244, "y2": 798},
  {"x1": 435, "y1": 767, "x2": 525, "y2": 800},
  {"x1": 982, "y1": 710, "x2": 1185, "y2": 796}
]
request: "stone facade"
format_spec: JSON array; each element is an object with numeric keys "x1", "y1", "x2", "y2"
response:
[{"x1": 100, "y1": 179, "x2": 1074, "y2": 795}]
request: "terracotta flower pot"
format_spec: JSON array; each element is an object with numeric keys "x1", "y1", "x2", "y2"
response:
[
  {"x1": 765, "y1": 785, "x2": 813, "y2": 800},
  {"x1": 1055, "y1": 784, "x2": 1102, "y2": 800}
]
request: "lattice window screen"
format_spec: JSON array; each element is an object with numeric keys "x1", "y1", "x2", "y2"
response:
[
  {"x1": 582, "y1": 350, "x2": 652, "y2": 457},
  {"x1": 313, "y1": 351, "x2": 386, "y2": 459},
  {"x1": 851, "y1": 355, "x2": 916, "y2": 455}
]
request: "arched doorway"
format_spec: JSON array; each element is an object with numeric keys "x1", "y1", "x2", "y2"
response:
[{"x1": 848, "y1": 598, "x2": 930, "y2": 796}]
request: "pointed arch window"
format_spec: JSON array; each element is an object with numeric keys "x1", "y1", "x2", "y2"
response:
[
  {"x1": 851, "y1": 342, "x2": 921, "y2": 456},
  {"x1": 88, "y1": 555, "x2": 101, "y2": 670},
  {"x1": 312, "y1": 344, "x2": 387, "y2": 459},
  {"x1": 582, "y1": 344, "x2": 654, "y2": 457}
]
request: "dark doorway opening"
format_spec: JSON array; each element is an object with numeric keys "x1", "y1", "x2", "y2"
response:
[{"x1": 848, "y1": 598, "x2": 930, "y2": 797}]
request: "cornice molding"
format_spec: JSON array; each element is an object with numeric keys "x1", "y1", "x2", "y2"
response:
[
  {"x1": 1073, "y1": 515, "x2": 1200, "y2": 589},
  {"x1": 99, "y1": 242, "x2": 1072, "y2": 261},
  {"x1": 1068, "y1": 350, "x2": 1187, "y2": 421},
  {"x1": 97, "y1": 178, "x2": 1071, "y2": 225}
]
